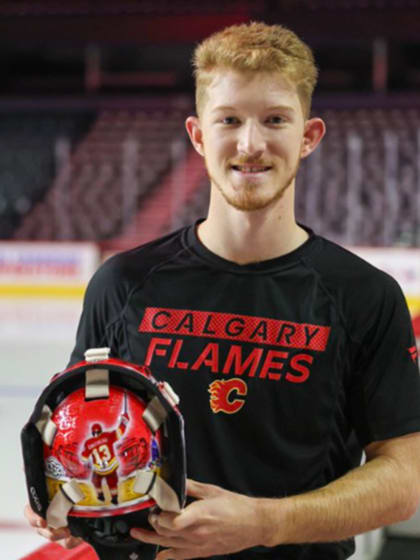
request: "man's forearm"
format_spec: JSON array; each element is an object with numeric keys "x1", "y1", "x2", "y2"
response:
[{"x1": 258, "y1": 455, "x2": 419, "y2": 547}]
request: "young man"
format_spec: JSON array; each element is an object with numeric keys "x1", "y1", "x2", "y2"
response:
[{"x1": 26, "y1": 21, "x2": 420, "y2": 560}]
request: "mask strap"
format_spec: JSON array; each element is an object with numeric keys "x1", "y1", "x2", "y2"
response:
[
  {"x1": 142, "y1": 382, "x2": 180, "y2": 432},
  {"x1": 46, "y1": 479, "x2": 84, "y2": 528},
  {"x1": 85, "y1": 368, "x2": 110, "y2": 399},
  {"x1": 142, "y1": 397, "x2": 168, "y2": 432},
  {"x1": 133, "y1": 471, "x2": 181, "y2": 513},
  {"x1": 35, "y1": 405, "x2": 57, "y2": 446},
  {"x1": 84, "y1": 348, "x2": 111, "y2": 399}
]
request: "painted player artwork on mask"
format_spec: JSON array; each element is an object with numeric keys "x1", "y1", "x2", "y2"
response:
[
  {"x1": 79, "y1": 409, "x2": 130, "y2": 506},
  {"x1": 43, "y1": 386, "x2": 162, "y2": 516}
]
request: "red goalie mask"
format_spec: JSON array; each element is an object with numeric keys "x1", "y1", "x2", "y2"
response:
[
  {"x1": 22, "y1": 348, "x2": 186, "y2": 560},
  {"x1": 44, "y1": 384, "x2": 164, "y2": 517}
]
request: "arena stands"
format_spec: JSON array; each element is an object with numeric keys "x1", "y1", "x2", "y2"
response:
[
  {"x1": 0, "y1": 112, "x2": 93, "y2": 238},
  {"x1": 3, "y1": 101, "x2": 419, "y2": 249},
  {"x1": 13, "y1": 98, "x2": 191, "y2": 242}
]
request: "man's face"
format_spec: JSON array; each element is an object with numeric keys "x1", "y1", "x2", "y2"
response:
[{"x1": 192, "y1": 70, "x2": 308, "y2": 211}]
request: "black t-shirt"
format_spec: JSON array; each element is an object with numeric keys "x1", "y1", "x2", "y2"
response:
[{"x1": 70, "y1": 222, "x2": 420, "y2": 560}]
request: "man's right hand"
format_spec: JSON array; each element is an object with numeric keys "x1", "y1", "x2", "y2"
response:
[{"x1": 24, "y1": 504, "x2": 83, "y2": 549}]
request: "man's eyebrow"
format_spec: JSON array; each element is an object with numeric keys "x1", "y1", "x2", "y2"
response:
[
  {"x1": 266, "y1": 105, "x2": 296, "y2": 113},
  {"x1": 211, "y1": 105, "x2": 236, "y2": 112},
  {"x1": 211, "y1": 104, "x2": 295, "y2": 113}
]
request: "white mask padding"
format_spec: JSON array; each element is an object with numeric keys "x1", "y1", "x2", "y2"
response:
[
  {"x1": 46, "y1": 479, "x2": 84, "y2": 529},
  {"x1": 160, "y1": 381, "x2": 180, "y2": 407},
  {"x1": 143, "y1": 396, "x2": 168, "y2": 432},
  {"x1": 85, "y1": 368, "x2": 109, "y2": 399},
  {"x1": 133, "y1": 471, "x2": 181, "y2": 513},
  {"x1": 84, "y1": 347, "x2": 111, "y2": 362},
  {"x1": 35, "y1": 405, "x2": 57, "y2": 446}
]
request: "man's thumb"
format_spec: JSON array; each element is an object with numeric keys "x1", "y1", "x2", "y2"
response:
[{"x1": 186, "y1": 478, "x2": 223, "y2": 499}]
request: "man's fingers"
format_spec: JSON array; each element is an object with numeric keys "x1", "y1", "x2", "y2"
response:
[
  {"x1": 130, "y1": 527, "x2": 183, "y2": 549},
  {"x1": 151, "y1": 509, "x2": 200, "y2": 533},
  {"x1": 149, "y1": 511, "x2": 185, "y2": 531},
  {"x1": 130, "y1": 527, "x2": 155, "y2": 540},
  {"x1": 156, "y1": 549, "x2": 178, "y2": 560},
  {"x1": 58, "y1": 536, "x2": 84, "y2": 549},
  {"x1": 186, "y1": 479, "x2": 222, "y2": 500},
  {"x1": 24, "y1": 502, "x2": 81, "y2": 546},
  {"x1": 147, "y1": 515, "x2": 182, "y2": 536},
  {"x1": 156, "y1": 547, "x2": 201, "y2": 560},
  {"x1": 24, "y1": 504, "x2": 46, "y2": 528},
  {"x1": 37, "y1": 526, "x2": 72, "y2": 541},
  {"x1": 36, "y1": 526, "x2": 82, "y2": 547},
  {"x1": 149, "y1": 498, "x2": 212, "y2": 534}
]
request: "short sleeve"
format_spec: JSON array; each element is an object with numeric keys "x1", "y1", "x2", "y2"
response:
[
  {"x1": 349, "y1": 276, "x2": 420, "y2": 447},
  {"x1": 68, "y1": 256, "x2": 128, "y2": 365}
]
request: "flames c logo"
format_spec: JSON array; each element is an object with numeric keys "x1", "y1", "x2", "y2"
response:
[
  {"x1": 408, "y1": 346, "x2": 418, "y2": 363},
  {"x1": 208, "y1": 379, "x2": 248, "y2": 414}
]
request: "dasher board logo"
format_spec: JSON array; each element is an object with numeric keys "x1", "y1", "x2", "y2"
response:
[{"x1": 139, "y1": 307, "x2": 331, "y2": 412}]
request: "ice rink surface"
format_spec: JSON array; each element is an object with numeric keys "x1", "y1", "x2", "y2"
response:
[{"x1": 1, "y1": 295, "x2": 83, "y2": 558}]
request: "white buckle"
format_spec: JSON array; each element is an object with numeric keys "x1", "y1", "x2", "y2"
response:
[
  {"x1": 159, "y1": 381, "x2": 180, "y2": 407},
  {"x1": 84, "y1": 348, "x2": 110, "y2": 362}
]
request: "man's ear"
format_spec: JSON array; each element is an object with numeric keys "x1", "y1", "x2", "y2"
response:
[
  {"x1": 185, "y1": 116, "x2": 205, "y2": 157},
  {"x1": 300, "y1": 117, "x2": 326, "y2": 159}
]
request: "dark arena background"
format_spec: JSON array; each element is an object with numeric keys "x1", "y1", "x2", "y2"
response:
[{"x1": 0, "y1": 2, "x2": 419, "y2": 559}]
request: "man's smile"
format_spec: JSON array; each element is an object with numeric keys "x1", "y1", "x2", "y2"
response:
[{"x1": 230, "y1": 164, "x2": 272, "y2": 174}]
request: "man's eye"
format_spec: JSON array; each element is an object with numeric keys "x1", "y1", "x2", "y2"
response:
[
  {"x1": 267, "y1": 116, "x2": 285, "y2": 124},
  {"x1": 222, "y1": 116, "x2": 239, "y2": 125}
]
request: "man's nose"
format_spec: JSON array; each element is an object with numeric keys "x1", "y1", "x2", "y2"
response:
[{"x1": 237, "y1": 121, "x2": 266, "y2": 158}]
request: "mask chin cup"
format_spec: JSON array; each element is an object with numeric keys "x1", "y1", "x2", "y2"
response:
[{"x1": 68, "y1": 508, "x2": 158, "y2": 560}]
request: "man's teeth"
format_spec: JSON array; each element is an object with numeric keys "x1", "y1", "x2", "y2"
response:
[{"x1": 233, "y1": 166, "x2": 270, "y2": 172}]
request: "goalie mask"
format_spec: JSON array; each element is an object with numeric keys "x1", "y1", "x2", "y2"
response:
[{"x1": 22, "y1": 348, "x2": 186, "y2": 560}]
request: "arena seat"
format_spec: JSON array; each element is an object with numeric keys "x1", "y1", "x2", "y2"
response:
[
  {"x1": 14, "y1": 101, "x2": 191, "y2": 241},
  {"x1": 8, "y1": 103, "x2": 420, "y2": 248},
  {"x1": 0, "y1": 112, "x2": 93, "y2": 238}
]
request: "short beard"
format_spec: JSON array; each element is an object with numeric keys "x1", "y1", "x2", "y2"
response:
[{"x1": 207, "y1": 161, "x2": 300, "y2": 212}]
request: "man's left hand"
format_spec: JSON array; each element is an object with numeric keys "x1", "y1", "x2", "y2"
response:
[{"x1": 130, "y1": 479, "x2": 266, "y2": 559}]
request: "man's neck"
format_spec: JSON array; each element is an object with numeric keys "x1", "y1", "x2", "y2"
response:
[{"x1": 197, "y1": 187, "x2": 308, "y2": 265}]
